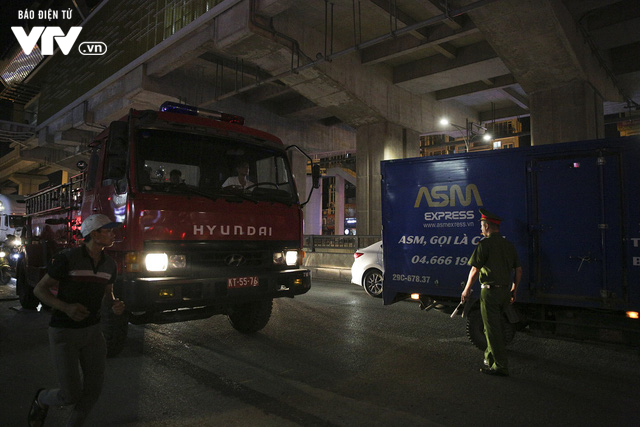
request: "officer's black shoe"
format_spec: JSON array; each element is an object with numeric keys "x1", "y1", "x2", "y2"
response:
[
  {"x1": 480, "y1": 367, "x2": 509, "y2": 377},
  {"x1": 28, "y1": 388, "x2": 48, "y2": 427}
]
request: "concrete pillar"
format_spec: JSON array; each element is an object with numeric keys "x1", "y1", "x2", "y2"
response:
[
  {"x1": 303, "y1": 176, "x2": 322, "y2": 235},
  {"x1": 356, "y1": 121, "x2": 419, "y2": 236},
  {"x1": 530, "y1": 81, "x2": 605, "y2": 145},
  {"x1": 334, "y1": 175, "x2": 345, "y2": 236}
]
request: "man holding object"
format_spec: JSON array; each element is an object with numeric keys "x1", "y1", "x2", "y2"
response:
[
  {"x1": 461, "y1": 208, "x2": 521, "y2": 377},
  {"x1": 29, "y1": 214, "x2": 125, "y2": 426}
]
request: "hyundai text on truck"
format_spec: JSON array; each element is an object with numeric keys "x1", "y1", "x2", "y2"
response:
[
  {"x1": 17, "y1": 102, "x2": 317, "y2": 356},
  {"x1": 381, "y1": 136, "x2": 640, "y2": 348}
]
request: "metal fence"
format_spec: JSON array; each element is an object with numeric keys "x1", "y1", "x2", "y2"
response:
[{"x1": 303, "y1": 235, "x2": 380, "y2": 253}]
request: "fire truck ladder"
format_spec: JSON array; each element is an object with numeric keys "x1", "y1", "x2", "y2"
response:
[{"x1": 25, "y1": 174, "x2": 84, "y2": 216}]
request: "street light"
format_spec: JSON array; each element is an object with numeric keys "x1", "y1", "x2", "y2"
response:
[{"x1": 439, "y1": 118, "x2": 492, "y2": 152}]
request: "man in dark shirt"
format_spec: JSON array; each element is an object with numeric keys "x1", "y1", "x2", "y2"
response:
[
  {"x1": 461, "y1": 208, "x2": 521, "y2": 377},
  {"x1": 29, "y1": 214, "x2": 125, "y2": 426}
]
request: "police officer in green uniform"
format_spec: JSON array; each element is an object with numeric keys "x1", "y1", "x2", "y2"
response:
[{"x1": 461, "y1": 208, "x2": 521, "y2": 376}]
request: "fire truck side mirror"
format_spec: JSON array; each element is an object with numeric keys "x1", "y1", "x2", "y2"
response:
[
  {"x1": 115, "y1": 178, "x2": 128, "y2": 194},
  {"x1": 312, "y1": 164, "x2": 321, "y2": 189}
]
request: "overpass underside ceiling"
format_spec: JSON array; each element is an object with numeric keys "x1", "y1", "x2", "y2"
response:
[
  {"x1": 133, "y1": 0, "x2": 509, "y2": 131},
  {"x1": 1, "y1": 0, "x2": 638, "y2": 186},
  {"x1": 30, "y1": 0, "x2": 640, "y2": 129},
  {"x1": 158, "y1": 0, "x2": 636, "y2": 130}
]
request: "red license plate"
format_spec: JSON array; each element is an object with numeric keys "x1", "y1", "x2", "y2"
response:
[{"x1": 227, "y1": 276, "x2": 259, "y2": 289}]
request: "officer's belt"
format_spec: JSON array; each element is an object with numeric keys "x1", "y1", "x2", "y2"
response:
[{"x1": 481, "y1": 284, "x2": 507, "y2": 289}]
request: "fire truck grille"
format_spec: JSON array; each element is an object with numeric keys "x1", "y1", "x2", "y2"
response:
[{"x1": 190, "y1": 250, "x2": 265, "y2": 268}]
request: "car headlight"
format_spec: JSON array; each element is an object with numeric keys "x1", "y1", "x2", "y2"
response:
[
  {"x1": 0, "y1": 251, "x2": 5, "y2": 258},
  {"x1": 273, "y1": 250, "x2": 302, "y2": 267}
]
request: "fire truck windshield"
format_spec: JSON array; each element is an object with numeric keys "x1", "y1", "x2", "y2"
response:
[{"x1": 135, "y1": 129, "x2": 298, "y2": 204}]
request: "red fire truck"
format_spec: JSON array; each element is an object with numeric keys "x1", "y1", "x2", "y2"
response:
[{"x1": 16, "y1": 102, "x2": 317, "y2": 356}]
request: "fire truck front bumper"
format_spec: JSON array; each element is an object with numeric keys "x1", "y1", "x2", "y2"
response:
[{"x1": 120, "y1": 268, "x2": 311, "y2": 313}]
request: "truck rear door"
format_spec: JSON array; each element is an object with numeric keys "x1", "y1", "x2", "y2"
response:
[{"x1": 529, "y1": 150, "x2": 624, "y2": 308}]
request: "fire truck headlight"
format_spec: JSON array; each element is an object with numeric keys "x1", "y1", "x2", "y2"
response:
[
  {"x1": 145, "y1": 253, "x2": 168, "y2": 271},
  {"x1": 273, "y1": 252, "x2": 285, "y2": 265},
  {"x1": 285, "y1": 250, "x2": 298, "y2": 266},
  {"x1": 274, "y1": 250, "x2": 300, "y2": 266},
  {"x1": 169, "y1": 254, "x2": 186, "y2": 269}
]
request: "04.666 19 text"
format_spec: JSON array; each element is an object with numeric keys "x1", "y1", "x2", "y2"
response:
[{"x1": 411, "y1": 255, "x2": 468, "y2": 266}]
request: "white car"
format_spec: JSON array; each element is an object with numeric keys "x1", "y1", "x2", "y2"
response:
[{"x1": 351, "y1": 241, "x2": 383, "y2": 297}]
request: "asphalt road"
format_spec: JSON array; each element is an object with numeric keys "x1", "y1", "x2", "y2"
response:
[{"x1": 1, "y1": 279, "x2": 638, "y2": 426}]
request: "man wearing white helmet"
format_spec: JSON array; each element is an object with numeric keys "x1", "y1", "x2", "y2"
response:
[{"x1": 29, "y1": 214, "x2": 125, "y2": 426}]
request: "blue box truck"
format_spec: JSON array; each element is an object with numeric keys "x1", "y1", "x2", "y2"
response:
[{"x1": 381, "y1": 136, "x2": 640, "y2": 348}]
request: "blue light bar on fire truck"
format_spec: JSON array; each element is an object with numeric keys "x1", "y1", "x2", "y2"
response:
[{"x1": 160, "y1": 101, "x2": 245, "y2": 125}]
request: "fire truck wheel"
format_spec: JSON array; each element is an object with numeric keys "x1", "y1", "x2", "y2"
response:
[
  {"x1": 16, "y1": 263, "x2": 39, "y2": 310},
  {"x1": 362, "y1": 269, "x2": 383, "y2": 298},
  {"x1": 228, "y1": 299, "x2": 273, "y2": 334},
  {"x1": 466, "y1": 307, "x2": 516, "y2": 351},
  {"x1": 102, "y1": 307, "x2": 129, "y2": 358}
]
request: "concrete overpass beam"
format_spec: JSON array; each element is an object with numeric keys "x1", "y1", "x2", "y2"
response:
[
  {"x1": 54, "y1": 129, "x2": 94, "y2": 147},
  {"x1": 436, "y1": 74, "x2": 517, "y2": 100},
  {"x1": 501, "y1": 87, "x2": 529, "y2": 110},
  {"x1": 271, "y1": 95, "x2": 334, "y2": 121},
  {"x1": 146, "y1": 23, "x2": 216, "y2": 78},
  {"x1": 361, "y1": 19, "x2": 478, "y2": 65},
  {"x1": 393, "y1": 41, "x2": 509, "y2": 94},
  {"x1": 8, "y1": 173, "x2": 49, "y2": 195},
  {"x1": 254, "y1": 0, "x2": 298, "y2": 17}
]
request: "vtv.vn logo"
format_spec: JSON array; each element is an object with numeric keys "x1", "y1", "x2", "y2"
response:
[{"x1": 11, "y1": 26, "x2": 107, "y2": 56}]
